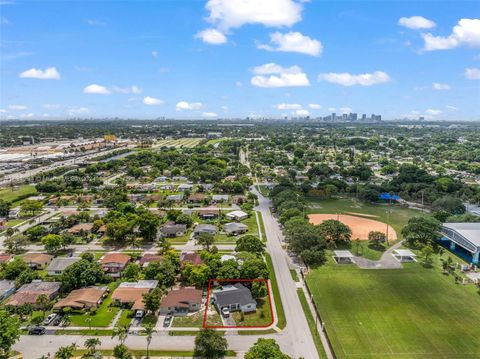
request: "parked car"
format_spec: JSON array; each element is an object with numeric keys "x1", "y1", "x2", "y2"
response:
[
  {"x1": 43, "y1": 313, "x2": 56, "y2": 325},
  {"x1": 135, "y1": 310, "x2": 144, "y2": 318},
  {"x1": 28, "y1": 326, "x2": 46, "y2": 335},
  {"x1": 52, "y1": 315, "x2": 63, "y2": 326},
  {"x1": 221, "y1": 307, "x2": 230, "y2": 318},
  {"x1": 163, "y1": 313, "x2": 172, "y2": 327}
]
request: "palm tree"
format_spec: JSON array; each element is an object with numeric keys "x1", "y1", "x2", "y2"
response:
[
  {"x1": 84, "y1": 338, "x2": 101, "y2": 356},
  {"x1": 85, "y1": 317, "x2": 92, "y2": 330},
  {"x1": 35, "y1": 294, "x2": 51, "y2": 319},
  {"x1": 55, "y1": 343, "x2": 77, "y2": 359},
  {"x1": 143, "y1": 323, "x2": 157, "y2": 358},
  {"x1": 126, "y1": 234, "x2": 141, "y2": 251},
  {"x1": 111, "y1": 324, "x2": 129, "y2": 345}
]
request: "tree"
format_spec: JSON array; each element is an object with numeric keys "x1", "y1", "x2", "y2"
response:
[
  {"x1": 240, "y1": 257, "x2": 269, "y2": 279},
  {"x1": 0, "y1": 310, "x2": 20, "y2": 357},
  {"x1": 245, "y1": 338, "x2": 291, "y2": 359},
  {"x1": 112, "y1": 324, "x2": 129, "y2": 345},
  {"x1": 317, "y1": 219, "x2": 352, "y2": 248},
  {"x1": 84, "y1": 338, "x2": 101, "y2": 356},
  {"x1": 432, "y1": 196, "x2": 465, "y2": 215},
  {"x1": 36, "y1": 294, "x2": 51, "y2": 319},
  {"x1": 112, "y1": 344, "x2": 132, "y2": 359},
  {"x1": 4, "y1": 234, "x2": 28, "y2": 254},
  {"x1": 125, "y1": 234, "x2": 141, "y2": 251},
  {"x1": 41, "y1": 233, "x2": 64, "y2": 254},
  {"x1": 143, "y1": 323, "x2": 156, "y2": 358},
  {"x1": 60, "y1": 259, "x2": 107, "y2": 293},
  {"x1": 251, "y1": 281, "x2": 267, "y2": 299},
  {"x1": 0, "y1": 200, "x2": 10, "y2": 218},
  {"x1": 175, "y1": 214, "x2": 193, "y2": 227},
  {"x1": 217, "y1": 259, "x2": 240, "y2": 280},
  {"x1": 194, "y1": 329, "x2": 228, "y2": 359},
  {"x1": 420, "y1": 244, "x2": 434, "y2": 268},
  {"x1": 20, "y1": 200, "x2": 43, "y2": 216},
  {"x1": 401, "y1": 216, "x2": 441, "y2": 247},
  {"x1": 106, "y1": 217, "x2": 135, "y2": 242},
  {"x1": 0, "y1": 257, "x2": 28, "y2": 279},
  {"x1": 368, "y1": 231, "x2": 386, "y2": 247},
  {"x1": 55, "y1": 344, "x2": 76, "y2": 359},
  {"x1": 182, "y1": 264, "x2": 211, "y2": 287},
  {"x1": 142, "y1": 288, "x2": 161, "y2": 314},
  {"x1": 235, "y1": 235, "x2": 265, "y2": 254},
  {"x1": 196, "y1": 232, "x2": 215, "y2": 252},
  {"x1": 122, "y1": 263, "x2": 141, "y2": 282},
  {"x1": 25, "y1": 225, "x2": 48, "y2": 241},
  {"x1": 135, "y1": 210, "x2": 160, "y2": 241}
]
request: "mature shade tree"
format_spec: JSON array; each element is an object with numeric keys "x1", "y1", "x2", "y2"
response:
[
  {"x1": 251, "y1": 281, "x2": 267, "y2": 299},
  {"x1": 142, "y1": 288, "x2": 161, "y2": 314},
  {"x1": 144, "y1": 260, "x2": 177, "y2": 289},
  {"x1": 245, "y1": 338, "x2": 291, "y2": 359},
  {"x1": 60, "y1": 258, "x2": 107, "y2": 293},
  {"x1": 182, "y1": 264, "x2": 211, "y2": 287},
  {"x1": 196, "y1": 232, "x2": 215, "y2": 252},
  {"x1": 317, "y1": 219, "x2": 352, "y2": 248},
  {"x1": 0, "y1": 257, "x2": 29, "y2": 280},
  {"x1": 135, "y1": 209, "x2": 161, "y2": 241},
  {"x1": 368, "y1": 231, "x2": 386, "y2": 247},
  {"x1": 106, "y1": 216, "x2": 135, "y2": 242},
  {"x1": 0, "y1": 310, "x2": 20, "y2": 357},
  {"x1": 4, "y1": 234, "x2": 28, "y2": 254},
  {"x1": 20, "y1": 200, "x2": 43, "y2": 216},
  {"x1": 194, "y1": 329, "x2": 228, "y2": 359},
  {"x1": 235, "y1": 235, "x2": 265, "y2": 255},
  {"x1": 41, "y1": 234, "x2": 64, "y2": 254},
  {"x1": 432, "y1": 196, "x2": 466, "y2": 215},
  {"x1": 122, "y1": 263, "x2": 141, "y2": 282},
  {"x1": 283, "y1": 219, "x2": 326, "y2": 267},
  {"x1": 401, "y1": 216, "x2": 441, "y2": 247},
  {"x1": 216, "y1": 259, "x2": 240, "y2": 280},
  {"x1": 175, "y1": 214, "x2": 194, "y2": 227},
  {"x1": 25, "y1": 225, "x2": 48, "y2": 241},
  {"x1": 240, "y1": 257, "x2": 269, "y2": 279},
  {"x1": 0, "y1": 200, "x2": 10, "y2": 218}
]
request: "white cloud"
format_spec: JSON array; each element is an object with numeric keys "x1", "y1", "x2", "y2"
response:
[
  {"x1": 235, "y1": 81, "x2": 243, "y2": 87},
  {"x1": 251, "y1": 63, "x2": 310, "y2": 88},
  {"x1": 274, "y1": 103, "x2": 302, "y2": 110},
  {"x1": 143, "y1": 96, "x2": 164, "y2": 105},
  {"x1": 432, "y1": 82, "x2": 450, "y2": 90},
  {"x1": 294, "y1": 109, "x2": 309, "y2": 116},
  {"x1": 176, "y1": 101, "x2": 203, "y2": 111},
  {"x1": 258, "y1": 31, "x2": 322, "y2": 56},
  {"x1": 446, "y1": 105, "x2": 457, "y2": 111},
  {"x1": 465, "y1": 67, "x2": 480, "y2": 80},
  {"x1": 112, "y1": 85, "x2": 142, "y2": 94},
  {"x1": 398, "y1": 16, "x2": 436, "y2": 30},
  {"x1": 67, "y1": 107, "x2": 90, "y2": 116},
  {"x1": 327, "y1": 107, "x2": 336, "y2": 112},
  {"x1": 19, "y1": 67, "x2": 60, "y2": 80},
  {"x1": 83, "y1": 84, "x2": 110, "y2": 95},
  {"x1": 426, "y1": 108, "x2": 442, "y2": 116},
  {"x1": 221, "y1": 105, "x2": 229, "y2": 110},
  {"x1": 423, "y1": 18, "x2": 480, "y2": 51},
  {"x1": 151, "y1": 51, "x2": 158, "y2": 58},
  {"x1": 318, "y1": 71, "x2": 390, "y2": 86},
  {"x1": 195, "y1": 28, "x2": 227, "y2": 45},
  {"x1": 202, "y1": 111, "x2": 218, "y2": 118},
  {"x1": 340, "y1": 107, "x2": 352, "y2": 113},
  {"x1": 8, "y1": 105, "x2": 27, "y2": 110},
  {"x1": 205, "y1": 0, "x2": 303, "y2": 31},
  {"x1": 0, "y1": 109, "x2": 6, "y2": 113},
  {"x1": 308, "y1": 103, "x2": 321, "y2": 109},
  {"x1": 43, "y1": 104, "x2": 61, "y2": 109}
]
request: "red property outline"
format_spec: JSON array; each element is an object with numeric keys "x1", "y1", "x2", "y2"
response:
[{"x1": 202, "y1": 278, "x2": 274, "y2": 329}]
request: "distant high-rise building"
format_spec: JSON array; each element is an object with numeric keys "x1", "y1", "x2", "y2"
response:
[
  {"x1": 361, "y1": 114, "x2": 367, "y2": 121},
  {"x1": 332, "y1": 112, "x2": 336, "y2": 121},
  {"x1": 342, "y1": 113, "x2": 348, "y2": 121}
]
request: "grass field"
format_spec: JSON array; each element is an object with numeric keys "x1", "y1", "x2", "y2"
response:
[
  {"x1": 306, "y1": 262, "x2": 480, "y2": 359},
  {"x1": 154, "y1": 138, "x2": 202, "y2": 148},
  {"x1": 265, "y1": 253, "x2": 286, "y2": 329},
  {"x1": 0, "y1": 185, "x2": 37, "y2": 204},
  {"x1": 306, "y1": 197, "x2": 424, "y2": 241}
]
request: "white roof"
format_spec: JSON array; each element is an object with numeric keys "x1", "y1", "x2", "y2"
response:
[
  {"x1": 393, "y1": 249, "x2": 416, "y2": 257},
  {"x1": 227, "y1": 210, "x2": 248, "y2": 217},
  {"x1": 443, "y1": 223, "x2": 480, "y2": 247},
  {"x1": 333, "y1": 250, "x2": 354, "y2": 258},
  {"x1": 118, "y1": 280, "x2": 158, "y2": 289}
]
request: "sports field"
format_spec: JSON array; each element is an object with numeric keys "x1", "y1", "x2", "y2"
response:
[
  {"x1": 307, "y1": 263, "x2": 480, "y2": 359},
  {"x1": 154, "y1": 138, "x2": 202, "y2": 148},
  {"x1": 306, "y1": 197, "x2": 424, "y2": 240}
]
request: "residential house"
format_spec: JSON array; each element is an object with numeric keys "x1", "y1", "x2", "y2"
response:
[
  {"x1": 177, "y1": 184, "x2": 193, "y2": 192},
  {"x1": 232, "y1": 195, "x2": 247, "y2": 205},
  {"x1": 159, "y1": 184, "x2": 174, "y2": 191},
  {"x1": 212, "y1": 194, "x2": 229, "y2": 203},
  {"x1": 159, "y1": 287, "x2": 203, "y2": 316},
  {"x1": 198, "y1": 208, "x2": 220, "y2": 220},
  {"x1": 226, "y1": 210, "x2": 248, "y2": 221},
  {"x1": 67, "y1": 223, "x2": 94, "y2": 235},
  {"x1": 6, "y1": 281, "x2": 61, "y2": 307},
  {"x1": 46, "y1": 257, "x2": 80, "y2": 276},
  {"x1": 99, "y1": 253, "x2": 131, "y2": 278},
  {"x1": 166, "y1": 194, "x2": 184, "y2": 202},
  {"x1": 180, "y1": 252, "x2": 203, "y2": 267},
  {"x1": 8, "y1": 208, "x2": 21, "y2": 219},
  {"x1": 111, "y1": 280, "x2": 158, "y2": 315},
  {"x1": 160, "y1": 223, "x2": 187, "y2": 238},
  {"x1": 53, "y1": 287, "x2": 107, "y2": 311},
  {"x1": 193, "y1": 224, "x2": 217, "y2": 238},
  {"x1": 0, "y1": 280, "x2": 16, "y2": 300},
  {"x1": 23, "y1": 253, "x2": 53, "y2": 269},
  {"x1": 188, "y1": 193, "x2": 207, "y2": 203},
  {"x1": 212, "y1": 283, "x2": 257, "y2": 313},
  {"x1": 224, "y1": 222, "x2": 248, "y2": 236},
  {"x1": 172, "y1": 176, "x2": 188, "y2": 182}
]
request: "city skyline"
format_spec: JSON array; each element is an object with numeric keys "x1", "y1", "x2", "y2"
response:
[{"x1": 1, "y1": 0, "x2": 479, "y2": 121}]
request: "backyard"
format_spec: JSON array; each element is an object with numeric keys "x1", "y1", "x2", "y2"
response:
[{"x1": 306, "y1": 261, "x2": 480, "y2": 359}]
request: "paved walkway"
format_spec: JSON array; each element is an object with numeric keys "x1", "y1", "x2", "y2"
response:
[{"x1": 353, "y1": 240, "x2": 404, "y2": 269}]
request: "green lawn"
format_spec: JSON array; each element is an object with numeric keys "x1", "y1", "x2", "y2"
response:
[
  {"x1": 116, "y1": 309, "x2": 132, "y2": 327},
  {"x1": 172, "y1": 312, "x2": 206, "y2": 328},
  {"x1": 256, "y1": 211, "x2": 267, "y2": 242},
  {"x1": 265, "y1": 253, "x2": 286, "y2": 329},
  {"x1": 0, "y1": 185, "x2": 37, "y2": 205},
  {"x1": 290, "y1": 269, "x2": 299, "y2": 282},
  {"x1": 232, "y1": 298, "x2": 273, "y2": 327},
  {"x1": 215, "y1": 214, "x2": 260, "y2": 244},
  {"x1": 306, "y1": 196, "x2": 424, "y2": 240},
  {"x1": 306, "y1": 262, "x2": 480, "y2": 359}
]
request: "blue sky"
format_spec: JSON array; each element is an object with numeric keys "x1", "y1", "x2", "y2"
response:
[{"x1": 1, "y1": 0, "x2": 479, "y2": 120}]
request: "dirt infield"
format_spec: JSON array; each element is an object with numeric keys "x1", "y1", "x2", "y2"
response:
[{"x1": 308, "y1": 213, "x2": 397, "y2": 241}]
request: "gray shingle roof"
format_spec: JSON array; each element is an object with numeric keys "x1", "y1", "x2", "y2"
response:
[{"x1": 213, "y1": 283, "x2": 256, "y2": 307}]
